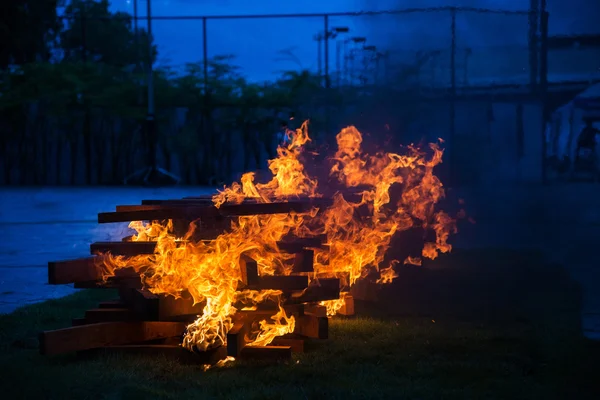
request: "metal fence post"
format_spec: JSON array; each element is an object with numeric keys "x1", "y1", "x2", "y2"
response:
[
  {"x1": 450, "y1": 7, "x2": 457, "y2": 185},
  {"x1": 324, "y1": 14, "x2": 330, "y2": 89},
  {"x1": 203, "y1": 17, "x2": 208, "y2": 93},
  {"x1": 539, "y1": 8, "x2": 549, "y2": 184}
]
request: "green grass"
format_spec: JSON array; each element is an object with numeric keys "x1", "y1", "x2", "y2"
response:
[{"x1": 0, "y1": 249, "x2": 598, "y2": 400}]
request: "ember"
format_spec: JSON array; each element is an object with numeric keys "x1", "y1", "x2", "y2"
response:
[{"x1": 41, "y1": 122, "x2": 456, "y2": 365}]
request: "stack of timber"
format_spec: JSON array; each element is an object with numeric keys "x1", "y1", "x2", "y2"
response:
[{"x1": 41, "y1": 195, "x2": 354, "y2": 365}]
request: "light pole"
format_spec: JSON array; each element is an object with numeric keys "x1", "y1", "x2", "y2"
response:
[
  {"x1": 362, "y1": 45, "x2": 377, "y2": 86},
  {"x1": 345, "y1": 36, "x2": 366, "y2": 86},
  {"x1": 124, "y1": 0, "x2": 180, "y2": 185},
  {"x1": 314, "y1": 26, "x2": 349, "y2": 87}
]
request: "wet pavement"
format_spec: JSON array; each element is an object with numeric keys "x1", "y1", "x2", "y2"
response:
[{"x1": 0, "y1": 184, "x2": 598, "y2": 340}]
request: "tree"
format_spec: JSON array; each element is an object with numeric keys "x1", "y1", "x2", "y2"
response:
[{"x1": 0, "y1": 0, "x2": 63, "y2": 67}]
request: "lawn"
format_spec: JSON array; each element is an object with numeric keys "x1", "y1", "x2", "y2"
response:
[{"x1": 0, "y1": 249, "x2": 598, "y2": 400}]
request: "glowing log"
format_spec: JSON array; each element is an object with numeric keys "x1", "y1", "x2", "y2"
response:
[{"x1": 39, "y1": 321, "x2": 187, "y2": 356}]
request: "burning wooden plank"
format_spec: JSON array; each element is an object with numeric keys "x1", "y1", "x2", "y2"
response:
[
  {"x1": 226, "y1": 321, "x2": 248, "y2": 357},
  {"x1": 97, "y1": 199, "x2": 332, "y2": 224},
  {"x1": 294, "y1": 314, "x2": 328, "y2": 339},
  {"x1": 39, "y1": 321, "x2": 186, "y2": 356},
  {"x1": 304, "y1": 304, "x2": 328, "y2": 317},
  {"x1": 285, "y1": 278, "x2": 340, "y2": 304},
  {"x1": 270, "y1": 337, "x2": 304, "y2": 353},
  {"x1": 239, "y1": 345, "x2": 292, "y2": 361},
  {"x1": 239, "y1": 255, "x2": 259, "y2": 286},
  {"x1": 251, "y1": 275, "x2": 309, "y2": 292},
  {"x1": 130, "y1": 289, "x2": 204, "y2": 322},
  {"x1": 292, "y1": 249, "x2": 314, "y2": 273},
  {"x1": 338, "y1": 294, "x2": 355, "y2": 316},
  {"x1": 277, "y1": 235, "x2": 327, "y2": 253}
]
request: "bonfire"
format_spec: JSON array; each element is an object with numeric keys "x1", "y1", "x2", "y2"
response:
[
  {"x1": 101, "y1": 122, "x2": 455, "y2": 352},
  {"x1": 41, "y1": 122, "x2": 457, "y2": 363}
]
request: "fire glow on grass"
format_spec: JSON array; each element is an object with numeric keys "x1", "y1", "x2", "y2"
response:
[{"x1": 100, "y1": 122, "x2": 457, "y2": 352}]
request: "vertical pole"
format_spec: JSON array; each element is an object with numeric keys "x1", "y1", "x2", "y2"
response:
[
  {"x1": 317, "y1": 36, "x2": 322, "y2": 77},
  {"x1": 146, "y1": 0, "x2": 156, "y2": 171},
  {"x1": 80, "y1": 7, "x2": 87, "y2": 62},
  {"x1": 539, "y1": 7, "x2": 549, "y2": 184},
  {"x1": 528, "y1": 0, "x2": 539, "y2": 94},
  {"x1": 324, "y1": 15, "x2": 330, "y2": 89},
  {"x1": 133, "y1": 0, "x2": 139, "y2": 41},
  {"x1": 450, "y1": 8, "x2": 457, "y2": 185},
  {"x1": 336, "y1": 40, "x2": 341, "y2": 87},
  {"x1": 343, "y1": 40, "x2": 348, "y2": 84},
  {"x1": 203, "y1": 17, "x2": 208, "y2": 94}
]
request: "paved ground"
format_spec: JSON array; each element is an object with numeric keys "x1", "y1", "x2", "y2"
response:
[{"x1": 0, "y1": 184, "x2": 598, "y2": 339}]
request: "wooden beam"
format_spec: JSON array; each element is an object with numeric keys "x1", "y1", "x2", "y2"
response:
[
  {"x1": 304, "y1": 304, "x2": 327, "y2": 317},
  {"x1": 131, "y1": 289, "x2": 204, "y2": 322},
  {"x1": 252, "y1": 275, "x2": 309, "y2": 292},
  {"x1": 239, "y1": 345, "x2": 292, "y2": 361},
  {"x1": 94, "y1": 345, "x2": 228, "y2": 365},
  {"x1": 98, "y1": 199, "x2": 333, "y2": 224},
  {"x1": 226, "y1": 321, "x2": 247, "y2": 357},
  {"x1": 85, "y1": 308, "x2": 134, "y2": 323},
  {"x1": 141, "y1": 199, "x2": 215, "y2": 206},
  {"x1": 239, "y1": 256, "x2": 259, "y2": 286},
  {"x1": 292, "y1": 249, "x2": 314, "y2": 273},
  {"x1": 48, "y1": 257, "x2": 101, "y2": 284},
  {"x1": 285, "y1": 278, "x2": 340, "y2": 304},
  {"x1": 277, "y1": 235, "x2": 327, "y2": 253},
  {"x1": 294, "y1": 314, "x2": 328, "y2": 339},
  {"x1": 71, "y1": 318, "x2": 88, "y2": 327},
  {"x1": 115, "y1": 205, "x2": 165, "y2": 212},
  {"x1": 90, "y1": 241, "x2": 157, "y2": 255},
  {"x1": 98, "y1": 300, "x2": 126, "y2": 309},
  {"x1": 270, "y1": 338, "x2": 304, "y2": 353},
  {"x1": 74, "y1": 276, "x2": 142, "y2": 290},
  {"x1": 338, "y1": 294, "x2": 355, "y2": 316},
  {"x1": 39, "y1": 321, "x2": 187, "y2": 356},
  {"x1": 350, "y1": 279, "x2": 380, "y2": 302}
]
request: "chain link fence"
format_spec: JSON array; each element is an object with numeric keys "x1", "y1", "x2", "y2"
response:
[{"x1": 1, "y1": 5, "x2": 548, "y2": 186}]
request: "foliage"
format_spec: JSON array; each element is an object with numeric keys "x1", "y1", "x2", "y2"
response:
[{"x1": 0, "y1": 0, "x2": 424, "y2": 186}]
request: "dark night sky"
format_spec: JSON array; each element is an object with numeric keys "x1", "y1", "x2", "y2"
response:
[{"x1": 107, "y1": 1, "x2": 599, "y2": 82}]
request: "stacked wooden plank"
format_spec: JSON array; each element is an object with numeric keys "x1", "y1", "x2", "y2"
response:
[{"x1": 41, "y1": 195, "x2": 354, "y2": 365}]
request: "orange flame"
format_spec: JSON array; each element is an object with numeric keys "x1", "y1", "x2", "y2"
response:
[{"x1": 100, "y1": 122, "x2": 456, "y2": 353}]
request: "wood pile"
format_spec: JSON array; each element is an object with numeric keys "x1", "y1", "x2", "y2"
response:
[{"x1": 41, "y1": 195, "x2": 355, "y2": 365}]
